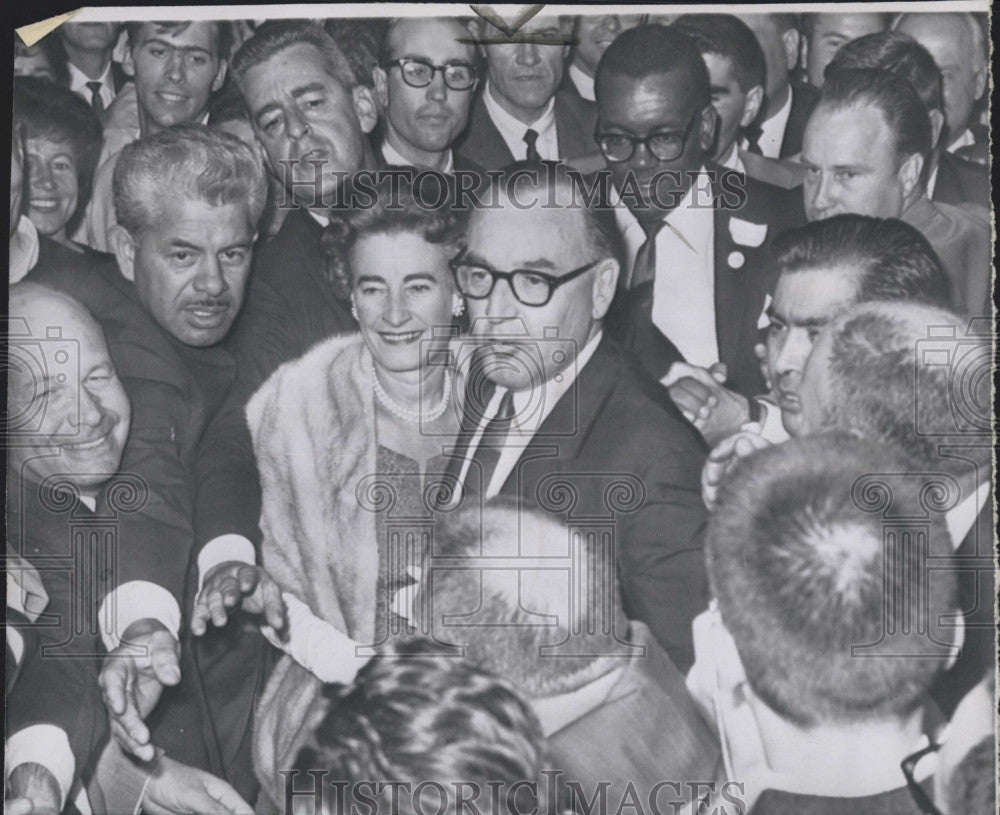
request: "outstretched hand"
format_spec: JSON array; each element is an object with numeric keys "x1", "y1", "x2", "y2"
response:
[{"x1": 191, "y1": 561, "x2": 286, "y2": 637}]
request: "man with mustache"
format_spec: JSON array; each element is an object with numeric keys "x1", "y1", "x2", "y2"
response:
[
  {"x1": 373, "y1": 17, "x2": 483, "y2": 172},
  {"x1": 25, "y1": 124, "x2": 266, "y2": 787},
  {"x1": 453, "y1": 14, "x2": 596, "y2": 169},
  {"x1": 83, "y1": 21, "x2": 231, "y2": 250}
]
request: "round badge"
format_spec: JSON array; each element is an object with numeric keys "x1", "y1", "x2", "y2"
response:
[{"x1": 727, "y1": 251, "x2": 745, "y2": 269}]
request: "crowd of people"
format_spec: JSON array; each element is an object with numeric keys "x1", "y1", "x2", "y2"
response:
[{"x1": 6, "y1": 9, "x2": 994, "y2": 815}]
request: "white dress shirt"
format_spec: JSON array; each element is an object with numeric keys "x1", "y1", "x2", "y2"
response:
[
  {"x1": 67, "y1": 61, "x2": 116, "y2": 110},
  {"x1": 568, "y1": 62, "x2": 596, "y2": 102},
  {"x1": 483, "y1": 81, "x2": 559, "y2": 161},
  {"x1": 746, "y1": 86, "x2": 793, "y2": 159},
  {"x1": 947, "y1": 127, "x2": 975, "y2": 154},
  {"x1": 614, "y1": 169, "x2": 720, "y2": 368},
  {"x1": 381, "y1": 139, "x2": 454, "y2": 173},
  {"x1": 718, "y1": 142, "x2": 746, "y2": 174}
]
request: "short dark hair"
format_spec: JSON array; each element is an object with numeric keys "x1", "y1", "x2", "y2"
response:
[
  {"x1": 815, "y1": 301, "x2": 991, "y2": 477},
  {"x1": 13, "y1": 76, "x2": 104, "y2": 235},
  {"x1": 672, "y1": 14, "x2": 766, "y2": 93},
  {"x1": 14, "y1": 34, "x2": 70, "y2": 88},
  {"x1": 825, "y1": 31, "x2": 944, "y2": 118},
  {"x1": 800, "y1": 11, "x2": 891, "y2": 40},
  {"x1": 231, "y1": 20, "x2": 355, "y2": 95},
  {"x1": 126, "y1": 20, "x2": 233, "y2": 62},
  {"x1": 708, "y1": 434, "x2": 959, "y2": 727},
  {"x1": 595, "y1": 24, "x2": 710, "y2": 109},
  {"x1": 293, "y1": 638, "x2": 548, "y2": 815},
  {"x1": 327, "y1": 17, "x2": 389, "y2": 90},
  {"x1": 321, "y1": 171, "x2": 466, "y2": 301},
  {"x1": 817, "y1": 68, "x2": 932, "y2": 161},
  {"x1": 773, "y1": 214, "x2": 950, "y2": 308}
]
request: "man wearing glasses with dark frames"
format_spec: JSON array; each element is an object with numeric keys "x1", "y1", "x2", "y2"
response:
[
  {"x1": 441, "y1": 161, "x2": 708, "y2": 673},
  {"x1": 373, "y1": 17, "x2": 484, "y2": 173},
  {"x1": 594, "y1": 24, "x2": 804, "y2": 408}
]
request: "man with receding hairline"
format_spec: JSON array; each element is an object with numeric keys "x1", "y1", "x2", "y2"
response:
[{"x1": 800, "y1": 11, "x2": 889, "y2": 88}]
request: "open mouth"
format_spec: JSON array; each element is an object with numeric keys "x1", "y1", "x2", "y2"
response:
[
  {"x1": 777, "y1": 390, "x2": 801, "y2": 412},
  {"x1": 30, "y1": 199, "x2": 61, "y2": 212},
  {"x1": 62, "y1": 431, "x2": 110, "y2": 452},
  {"x1": 379, "y1": 330, "x2": 423, "y2": 345},
  {"x1": 156, "y1": 91, "x2": 189, "y2": 105},
  {"x1": 186, "y1": 305, "x2": 229, "y2": 327}
]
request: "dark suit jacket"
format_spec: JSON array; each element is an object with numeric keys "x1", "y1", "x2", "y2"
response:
[
  {"x1": 933, "y1": 150, "x2": 991, "y2": 210},
  {"x1": 780, "y1": 82, "x2": 820, "y2": 158},
  {"x1": 549, "y1": 622, "x2": 720, "y2": 808},
  {"x1": 453, "y1": 338, "x2": 708, "y2": 671},
  {"x1": 454, "y1": 88, "x2": 597, "y2": 170},
  {"x1": 605, "y1": 165, "x2": 806, "y2": 398}
]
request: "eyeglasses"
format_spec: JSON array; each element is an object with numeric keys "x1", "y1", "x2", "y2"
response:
[
  {"x1": 900, "y1": 742, "x2": 943, "y2": 815},
  {"x1": 449, "y1": 252, "x2": 602, "y2": 307},
  {"x1": 383, "y1": 58, "x2": 477, "y2": 91},
  {"x1": 595, "y1": 112, "x2": 701, "y2": 163}
]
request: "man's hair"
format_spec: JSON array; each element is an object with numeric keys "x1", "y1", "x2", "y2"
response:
[
  {"x1": 946, "y1": 734, "x2": 997, "y2": 815},
  {"x1": 800, "y1": 11, "x2": 891, "y2": 40},
  {"x1": 825, "y1": 31, "x2": 944, "y2": 118},
  {"x1": 894, "y1": 11, "x2": 988, "y2": 72},
  {"x1": 817, "y1": 68, "x2": 932, "y2": 161},
  {"x1": 708, "y1": 434, "x2": 959, "y2": 727},
  {"x1": 15, "y1": 34, "x2": 70, "y2": 87},
  {"x1": 113, "y1": 123, "x2": 267, "y2": 238},
  {"x1": 596, "y1": 24, "x2": 710, "y2": 109},
  {"x1": 125, "y1": 21, "x2": 233, "y2": 62},
  {"x1": 773, "y1": 214, "x2": 950, "y2": 308},
  {"x1": 423, "y1": 500, "x2": 628, "y2": 698},
  {"x1": 321, "y1": 171, "x2": 467, "y2": 300},
  {"x1": 815, "y1": 301, "x2": 991, "y2": 476},
  {"x1": 230, "y1": 20, "x2": 356, "y2": 95},
  {"x1": 293, "y1": 638, "x2": 547, "y2": 815},
  {"x1": 480, "y1": 161, "x2": 625, "y2": 272},
  {"x1": 327, "y1": 18, "x2": 389, "y2": 90},
  {"x1": 13, "y1": 75, "x2": 104, "y2": 233},
  {"x1": 672, "y1": 14, "x2": 766, "y2": 93}
]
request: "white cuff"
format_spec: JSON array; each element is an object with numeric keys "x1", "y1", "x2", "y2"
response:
[
  {"x1": 99, "y1": 581, "x2": 181, "y2": 651},
  {"x1": 260, "y1": 593, "x2": 370, "y2": 684},
  {"x1": 197, "y1": 535, "x2": 256, "y2": 592},
  {"x1": 5, "y1": 724, "x2": 76, "y2": 810}
]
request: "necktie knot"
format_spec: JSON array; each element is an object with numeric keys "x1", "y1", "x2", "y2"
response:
[
  {"x1": 523, "y1": 128, "x2": 541, "y2": 162},
  {"x1": 86, "y1": 81, "x2": 105, "y2": 115},
  {"x1": 743, "y1": 125, "x2": 763, "y2": 156}
]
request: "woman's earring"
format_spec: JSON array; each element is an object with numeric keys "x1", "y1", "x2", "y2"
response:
[
  {"x1": 350, "y1": 297, "x2": 359, "y2": 322},
  {"x1": 452, "y1": 293, "x2": 465, "y2": 317}
]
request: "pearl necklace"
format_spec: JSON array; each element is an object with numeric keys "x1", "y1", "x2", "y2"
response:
[{"x1": 373, "y1": 369, "x2": 452, "y2": 424}]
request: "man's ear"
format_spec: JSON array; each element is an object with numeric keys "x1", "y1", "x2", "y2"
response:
[
  {"x1": 372, "y1": 66, "x2": 389, "y2": 110},
  {"x1": 898, "y1": 151, "x2": 924, "y2": 199},
  {"x1": 928, "y1": 109, "x2": 945, "y2": 150},
  {"x1": 108, "y1": 225, "x2": 137, "y2": 282},
  {"x1": 352, "y1": 85, "x2": 379, "y2": 136},
  {"x1": 973, "y1": 61, "x2": 988, "y2": 102},
  {"x1": 591, "y1": 258, "x2": 620, "y2": 320},
  {"x1": 741, "y1": 85, "x2": 765, "y2": 128},
  {"x1": 781, "y1": 28, "x2": 801, "y2": 72},
  {"x1": 122, "y1": 45, "x2": 136, "y2": 78},
  {"x1": 699, "y1": 104, "x2": 718, "y2": 153},
  {"x1": 211, "y1": 60, "x2": 228, "y2": 94}
]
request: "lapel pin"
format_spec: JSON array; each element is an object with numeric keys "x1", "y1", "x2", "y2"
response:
[{"x1": 727, "y1": 251, "x2": 745, "y2": 269}]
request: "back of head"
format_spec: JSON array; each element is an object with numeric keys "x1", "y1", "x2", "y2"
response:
[
  {"x1": 672, "y1": 14, "x2": 766, "y2": 92},
  {"x1": 113, "y1": 122, "x2": 267, "y2": 238},
  {"x1": 773, "y1": 213, "x2": 950, "y2": 307},
  {"x1": 293, "y1": 638, "x2": 546, "y2": 815},
  {"x1": 812, "y1": 300, "x2": 991, "y2": 476},
  {"x1": 595, "y1": 23, "x2": 710, "y2": 108},
  {"x1": 818, "y1": 68, "x2": 932, "y2": 160},
  {"x1": 825, "y1": 30, "x2": 944, "y2": 119},
  {"x1": 708, "y1": 434, "x2": 959, "y2": 727},
  {"x1": 424, "y1": 500, "x2": 628, "y2": 698}
]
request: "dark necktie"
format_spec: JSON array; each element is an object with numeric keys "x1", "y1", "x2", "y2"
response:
[
  {"x1": 468, "y1": 389, "x2": 515, "y2": 493},
  {"x1": 86, "y1": 81, "x2": 105, "y2": 115},
  {"x1": 744, "y1": 125, "x2": 763, "y2": 156},
  {"x1": 523, "y1": 128, "x2": 541, "y2": 162},
  {"x1": 629, "y1": 218, "x2": 667, "y2": 290}
]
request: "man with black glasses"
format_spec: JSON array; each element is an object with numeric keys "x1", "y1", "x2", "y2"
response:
[
  {"x1": 441, "y1": 161, "x2": 708, "y2": 672},
  {"x1": 373, "y1": 17, "x2": 483, "y2": 172},
  {"x1": 594, "y1": 24, "x2": 803, "y2": 400}
]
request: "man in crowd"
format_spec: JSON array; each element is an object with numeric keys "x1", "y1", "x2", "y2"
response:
[
  {"x1": 58, "y1": 22, "x2": 127, "y2": 113},
  {"x1": 420, "y1": 503, "x2": 720, "y2": 809},
  {"x1": 594, "y1": 24, "x2": 803, "y2": 399},
  {"x1": 84, "y1": 21, "x2": 231, "y2": 250},
  {"x1": 563, "y1": 13, "x2": 641, "y2": 103},
  {"x1": 442, "y1": 162, "x2": 708, "y2": 670},
  {"x1": 825, "y1": 31, "x2": 990, "y2": 213},
  {"x1": 673, "y1": 14, "x2": 804, "y2": 188},
  {"x1": 5, "y1": 283, "x2": 253, "y2": 815},
  {"x1": 801, "y1": 68, "x2": 990, "y2": 316},
  {"x1": 895, "y1": 12, "x2": 989, "y2": 164},
  {"x1": 736, "y1": 13, "x2": 818, "y2": 158},
  {"x1": 372, "y1": 17, "x2": 482, "y2": 172},
  {"x1": 453, "y1": 14, "x2": 595, "y2": 168},
  {"x1": 26, "y1": 124, "x2": 266, "y2": 790},
  {"x1": 800, "y1": 11, "x2": 889, "y2": 88},
  {"x1": 699, "y1": 434, "x2": 961, "y2": 811}
]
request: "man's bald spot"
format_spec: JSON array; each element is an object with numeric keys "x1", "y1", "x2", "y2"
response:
[
  {"x1": 895, "y1": 12, "x2": 986, "y2": 67},
  {"x1": 10, "y1": 281, "x2": 99, "y2": 335},
  {"x1": 385, "y1": 16, "x2": 473, "y2": 56}
]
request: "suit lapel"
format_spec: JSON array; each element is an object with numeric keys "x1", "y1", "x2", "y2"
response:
[
  {"x1": 712, "y1": 205, "x2": 742, "y2": 370},
  {"x1": 468, "y1": 96, "x2": 515, "y2": 168}
]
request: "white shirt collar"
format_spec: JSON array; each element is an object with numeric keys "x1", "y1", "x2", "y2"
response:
[
  {"x1": 483, "y1": 80, "x2": 557, "y2": 160},
  {"x1": 568, "y1": 62, "x2": 595, "y2": 102},
  {"x1": 926, "y1": 163, "x2": 940, "y2": 199},
  {"x1": 946, "y1": 480, "x2": 990, "y2": 548},
  {"x1": 947, "y1": 127, "x2": 975, "y2": 153},
  {"x1": 381, "y1": 139, "x2": 454, "y2": 173},
  {"x1": 307, "y1": 210, "x2": 330, "y2": 228},
  {"x1": 756, "y1": 86, "x2": 794, "y2": 159},
  {"x1": 9, "y1": 215, "x2": 40, "y2": 284},
  {"x1": 67, "y1": 60, "x2": 113, "y2": 94},
  {"x1": 719, "y1": 142, "x2": 744, "y2": 173},
  {"x1": 612, "y1": 167, "x2": 715, "y2": 242}
]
